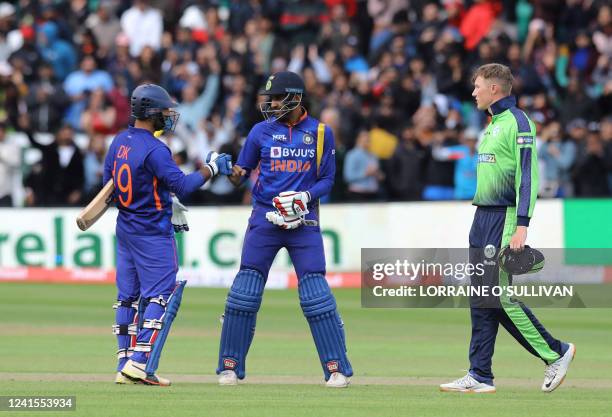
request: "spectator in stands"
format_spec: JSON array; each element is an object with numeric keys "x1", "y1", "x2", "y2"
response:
[
  {"x1": 83, "y1": 133, "x2": 107, "y2": 200},
  {"x1": 80, "y1": 88, "x2": 117, "y2": 136},
  {"x1": 85, "y1": 1, "x2": 121, "y2": 59},
  {"x1": 64, "y1": 55, "x2": 114, "y2": 130},
  {"x1": 23, "y1": 122, "x2": 84, "y2": 206},
  {"x1": 432, "y1": 127, "x2": 480, "y2": 200},
  {"x1": 0, "y1": 61, "x2": 19, "y2": 129},
  {"x1": 8, "y1": 25, "x2": 41, "y2": 84},
  {"x1": 0, "y1": 121, "x2": 18, "y2": 206},
  {"x1": 538, "y1": 121, "x2": 576, "y2": 197},
  {"x1": 120, "y1": 0, "x2": 163, "y2": 58},
  {"x1": 387, "y1": 124, "x2": 427, "y2": 201},
  {"x1": 25, "y1": 63, "x2": 70, "y2": 133},
  {"x1": 573, "y1": 129, "x2": 610, "y2": 196},
  {"x1": 460, "y1": 0, "x2": 502, "y2": 51},
  {"x1": 0, "y1": 2, "x2": 20, "y2": 63},
  {"x1": 175, "y1": 59, "x2": 220, "y2": 133},
  {"x1": 279, "y1": 0, "x2": 328, "y2": 47},
  {"x1": 343, "y1": 129, "x2": 383, "y2": 201},
  {"x1": 37, "y1": 21, "x2": 76, "y2": 82}
]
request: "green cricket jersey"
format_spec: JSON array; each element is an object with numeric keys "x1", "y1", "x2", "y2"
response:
[{"x1": 473, "y1": 96, "x2": 539, "y2": 227}]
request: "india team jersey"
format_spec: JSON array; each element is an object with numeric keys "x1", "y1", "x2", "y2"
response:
[
  {"x1": 237, "y1": 113, "x2": 336, "y2": 213},
  {"x1": 103, "y1": 126, "x2": 205, "y2": 236},
  {"x1": 472, "y1": 96, "x2": 539, "y2": 226}
]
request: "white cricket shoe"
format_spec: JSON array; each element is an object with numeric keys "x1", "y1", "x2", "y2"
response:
[
  {"x1": 115, "y1": 371, "x2": 140, "y2": 384},
  {"x1": 440, "y1": 373, "x2": 496, "y2": 393},
  {"x1": 218, "y1": 370, "x2": 238, "y2": 386},
  {"x1": 542, "y1": 343, "x2": 575, "y2": 393},
  {"x1": 326, "y1": 372, "x2": 350, "y2": 388},
  {"x1": 121, "y1": 359, "x2": 171, "y2": 386}
]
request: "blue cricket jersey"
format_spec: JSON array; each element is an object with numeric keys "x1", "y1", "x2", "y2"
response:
[
  {"x1": 103, "y1": 126, "x2": 205, "y2": 236},
  {"x1": 237, "y1": 112, "x2": 336, "y2": 216}
]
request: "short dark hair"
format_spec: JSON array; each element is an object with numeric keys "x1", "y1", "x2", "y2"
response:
[{"x1": 472, "y1": 63, "x2": 514, "y2": 94}]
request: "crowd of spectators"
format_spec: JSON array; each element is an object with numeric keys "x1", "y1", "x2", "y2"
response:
[{"x1": 0, "y1": 0, "x2": 610, "y2": 207}]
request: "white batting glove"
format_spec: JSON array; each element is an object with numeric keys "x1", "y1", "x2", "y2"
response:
[
  {"x1": 265, "y1": 211, "x2": 303, "y2": 230},
  {"x1": 171, "y1": 195, "x2": 189, "y2": 232},
  {"x1": 272, "y1": 191, "x2": 311, "y2": 217}
]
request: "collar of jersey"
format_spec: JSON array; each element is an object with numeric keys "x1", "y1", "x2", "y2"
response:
[
  {"x1": 489, "y1": 95, "x2": 516, "y2": 116},
  {"x1": 282, "y1": 109, "x2": 308, "y2": 127},
  {"x1": 128, "y1": 126, "x2": 154, "y2": 136}
]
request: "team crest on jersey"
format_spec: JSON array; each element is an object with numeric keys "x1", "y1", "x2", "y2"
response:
[
  {"x1": 478, "y1": 153, "x2": 496, "y2": 163},
  {"x1": 302, "y1": 134, "x2": 314, "y2": 145},
  {"x1": 492, "y1": 126, "x2": 501, "y2": 136},
  {"x1": 517, "y1": 136, "x2": 534, "y2": 145}
]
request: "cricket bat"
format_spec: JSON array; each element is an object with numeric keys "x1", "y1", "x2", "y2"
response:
[{"x1": 76, "y1": 179, "x2": 115, "y2": 231}]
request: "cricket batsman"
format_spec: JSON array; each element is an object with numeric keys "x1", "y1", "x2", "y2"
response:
[
  {"x1": 440, "y1": 64, "x2": 575, "y2": 393},
  {"x1": 105, "y1": 84, "x2": 233, "y2": 385},
  {"x1": 216, "y1": 71, "x2": 353, "y2": 388}
]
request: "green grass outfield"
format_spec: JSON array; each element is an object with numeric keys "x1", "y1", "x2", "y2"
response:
[{"x1": 1, "y1": 283, "x2": 610, "y2": 417}]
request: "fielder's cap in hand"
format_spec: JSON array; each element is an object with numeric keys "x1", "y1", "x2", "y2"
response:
[
  {"x1": 498, "y1": 245, "x2": 545, "y2": 275},
  {"x1": 259, "y1": 71, "x2": 305, "y2": 96}
]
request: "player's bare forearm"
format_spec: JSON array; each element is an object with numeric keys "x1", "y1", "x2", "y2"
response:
[{"x1": 229, "y1": 164, "x2": 247, "y2": 187}]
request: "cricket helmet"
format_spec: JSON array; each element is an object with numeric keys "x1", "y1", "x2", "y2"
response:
[
  {"x1": 258, "y1": 71, "x2": 305, "y2": 121},
  {"x1": 131, "y1": 84, "x2": 179, "y2": 133}
]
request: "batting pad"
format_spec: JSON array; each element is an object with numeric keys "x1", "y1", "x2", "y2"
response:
[
  {"x1": 145, "y1": 280, "x2": 187, "y2": 375},
  {"x1": 299, "y1": 273, "x2": 353, "y2": 380},
  {"x1": 217, "y1": 269, "x2": 265, "y2": 379},
  {"x1": 113, "y1": 299, "x2": 138, "y2": 371}
]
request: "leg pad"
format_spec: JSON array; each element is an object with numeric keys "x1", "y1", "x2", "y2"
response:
[
  {"x1": 299, "y1": 273, "x2": 353, "y2": 380},
  {"x1": 217, "y1": 269, "x2": 265, "y2": 379}
]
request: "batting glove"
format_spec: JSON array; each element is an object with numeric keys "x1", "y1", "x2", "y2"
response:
[
  {"x1": 171, "y1": 195, "x2": 189, "y2": 232},
  {"x1": 272, "y1": 191, "x2": 310, "y2": 217},
  {"x1": 205, "y1": 151, "x2": 233, "y2": 177},
  {"x1": 265, "y1": 211, "x2": 303, "y2": 229}
]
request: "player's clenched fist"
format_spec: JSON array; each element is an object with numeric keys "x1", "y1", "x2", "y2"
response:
[
  {"x1": 205, "y1": 151, "x2": 233, "y2": 176},
  {"x1": 272, "y1": 191, "x2": 310, "y2": 217}
]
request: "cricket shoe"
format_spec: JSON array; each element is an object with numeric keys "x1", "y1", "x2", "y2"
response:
[
  {"x1": 326, "y1": 372, "x2": 350, "y2": 388},
  {"x1": 121, "y1": 359, "x2": 171, "y2": 386},
  {"x1": 218, "y1": 370, "x2": 238, "y2": 386},
  {"x1": 439, "y1": 373, "x2": 496, "y2": 393},
  {"x1": 542, "y1": 343, "x2": 576, "y2": 393},
  {"x1": 115, "y1": 371, "x2": 141, "y2": 385}
]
